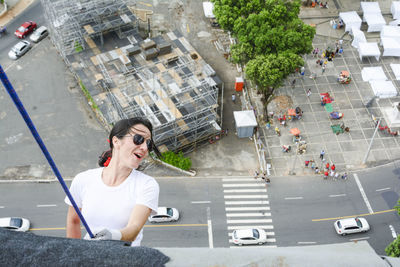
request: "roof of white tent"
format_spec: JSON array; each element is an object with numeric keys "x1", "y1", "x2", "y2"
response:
[
  {"x1": 361, "y1": 2, "x2": 381, "y2": 14},
  {"x1": 381, "y1": 25, "x2": 400, "y2": 38},
  {"x1": 233, "y1": 110, "x2": 257, "y2": 128},
  {"x1": 202, "y1": 2, "x2": 215, "y2": 19},
  {"x1": 392, "y1": 2, "x2": 400, "y2": 19},
  {"x1": 361, "y1": 67, "x2": 387, "y2": 81},
  {"x1": 390, "y1": 63, "x2": 400, "y2": 80},
  {"x1": 351, "y1": 27, "x2": 367, "y2": 48},
  {"x1": 358, "y1": 42, "x2": 381, "y2": 56},
  {"x1": 339, "y1": 11, "x2": 362, "y2": 23},
  {"x1": 382, "y1": 38, "x2": 400, "y2": 49}
]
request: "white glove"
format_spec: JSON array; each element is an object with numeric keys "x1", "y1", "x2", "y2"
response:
[{"x1": 84, "y1": 228, "x2": 122, "y2": 241}]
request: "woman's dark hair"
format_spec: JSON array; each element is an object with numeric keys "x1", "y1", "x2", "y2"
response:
[{"x1": 98, "y1": 117, "x2": 161, "y2": 167}]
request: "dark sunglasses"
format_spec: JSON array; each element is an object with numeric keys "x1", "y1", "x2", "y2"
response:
[{"x1": 125, "y1": 134, "x2": 153, "y2": 151}]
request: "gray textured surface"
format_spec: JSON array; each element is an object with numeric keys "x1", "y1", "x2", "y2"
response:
[{"x1": 0, "y1": 228, "x2": 169, "y2": 266}]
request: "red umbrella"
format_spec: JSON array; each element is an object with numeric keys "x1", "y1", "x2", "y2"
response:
[{"x1": 290, "y1": 128, "x2": 301, "y2": 136}]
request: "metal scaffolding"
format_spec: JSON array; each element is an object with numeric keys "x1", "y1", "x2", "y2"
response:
[{"x1": 41, "y1": 0, "x2": 137, "y2": 64}]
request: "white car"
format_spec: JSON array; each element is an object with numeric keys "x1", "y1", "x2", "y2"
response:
[
  {"x1": 148, "y1": 207, "x2": 179, "y2": 223},
  {"x1": 0, "y1": 217, "x2": 30, "y2": 232},
  {"x1": 8, "y1": 40, "x2": 31, "y2": 60},
  {"x1": 30, "y1": 26, "x2": 48, "y2": 43},
  {"x1": 334, "y1": 217, "x2": 370, "y2": 236},
  {"x1": 232, "y1": 228, "x2": 267, "y2": 246}
]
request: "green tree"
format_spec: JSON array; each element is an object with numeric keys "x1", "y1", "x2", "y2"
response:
[
  {"x1": 245, "y1": 52, "x2": 303, "y2": 114},
  {"x1": 384, "y1": 198, "x2": 400, "y2": 257}
]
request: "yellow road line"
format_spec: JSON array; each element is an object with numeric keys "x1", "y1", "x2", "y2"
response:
[
  {"x1": 312, "y1": 209, "x2": 396, "y2": 222},
  {"x1": 187, "y1": 24, "x2": 190, "y2": 33},
  {"x1": 139, "y1": 1, "x2": 152, "y2": 7},
  {"x1": 29, "y1": 224, "x2": 207, "y2": 231}
]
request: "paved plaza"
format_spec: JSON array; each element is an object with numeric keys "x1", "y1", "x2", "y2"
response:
[{"x1": 260, "y1": 22, "x2": 400, "y2": 177}]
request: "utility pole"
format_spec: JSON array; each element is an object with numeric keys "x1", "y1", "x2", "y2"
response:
[{"x1": 362, "y1": 118, "x2": 381, "y2": 164}]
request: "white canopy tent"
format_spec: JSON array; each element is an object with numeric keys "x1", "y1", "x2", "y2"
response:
[
  {"x1": 361, "y1": 67, "x2": 387, "y2": 81},
  {"x1": 351, "y1": 27, "x2": 367, "y2": 48},
  {"x1": 358, "y1": 42, "x2": 381, "y2": 61},
  {"x1": 339, "y1": 11, "x2": 362, "y2": 33},
  {"x1": 233, "y1": 110, "x2": 257, "y2": 138},
  {"x1": 364, "y1": 13, "x2": 386, "y2": 32},
  {"x1": 369, "y1": 80, "x2": 398, "y2": 98},
  {"x1": 361, "y1": 2, "x2": 382, "y2": 21},
  {"x1": 380, "y1": 25, "x2": 400, "y2": 44},
  {"x1": 390, "y1": 64, "x2": 400, "y2": 80},
  {"x1": 391, "y1": 1, "x2": 400, "y2": 19},
  {"x1": 381, "y1": 38, "x2": 400, "y2": 57},
  {"x1": 202, "y1": 2, "x2": 215, "y2": 19}
]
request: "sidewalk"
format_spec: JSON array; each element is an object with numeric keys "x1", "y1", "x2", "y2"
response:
[{"x1": 0, "y1": 0, "x2": 35, "y2": 26}]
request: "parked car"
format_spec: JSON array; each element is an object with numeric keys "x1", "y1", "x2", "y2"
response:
[
  {"x1": 334, "y1": 217, "x2": 370, "y2": 236},
  {"x1": 232, "y1": 228, "x2": 268, "y2": 246},
  {"x1": 148, "y1": 207, "x2": 179, "y2": 223},
  {"x1": 15, "y1": 21, "x2": 37, "y2": 38},
  {"x1": 30, "y1": 26, "x2": 48, "y2": 43},
  {"x1": 8, "y1": 40, "x2": 31, "y2": 60},
  {"x1": 0, "y1": 217, "x2": 30, "y2": 232}
]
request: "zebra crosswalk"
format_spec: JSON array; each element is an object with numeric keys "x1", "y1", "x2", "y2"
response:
[{"x1": 223, "y1": 177, "x2": 277, "y2": 248}]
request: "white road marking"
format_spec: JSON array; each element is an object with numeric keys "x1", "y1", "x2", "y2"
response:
[
  {"x1": 207, "y1": 207, "x2": 213, "y2": 249},
  {"x1": 224, "y1": 189, "x2": 267, "y2": 193},
  {"x1": 228, "y1": 225, "x2": 274, "y2": 230},
  {"x1": 284, "y1": 197, "x2": 303, "y2": 200},
  {"x1": 223, "y1": 183, "x2": 265, "y2": 187},
  {"x1": 222, "y1": 178, "x2": 253, "y2": 182},
  {"x1": 349, "y1": 237, "x2": 370, "y2": 241},
  {"x1": 329, "y1": 194, "x2": 346, "y2": 197},
  {"x1": 376, "y1": 187, "x2": 391, "y2": 192},
  {"x1": 389, "y1": 225, "x2": 397, "y2": 239},
  {"x1": 225, "y1": 201, "x2": 269, "y2": 205},
  {"x1": 37, "y1": 204, "x2": 57, "y2": 207},
  {"x1": 0, "y1": 206, "x2": 4, "y2": 208},
  {"x1": 224, "y1": 195, "x2": 268, "y2": 199},
  {"x1": 226, "y1": 212, "x2": 271, "y2": 217},
  {"x1": 354, "y1": 174, "x2": 374, "y2": 214},
  {"x1": 297, "y1": 241, "x2": 317, "y2": 244},
  {"x1": 191, "y1": 201, "x2": 211, "y2": 204},
  {"x1": 228, "y1": 238, "x2": 276, "y2": 243},
  {"x1": 225, "y1": 207, "x2": 270, "y2": 211},
  {"x1": 227, "y1": 219, "x2": 272, "y2": 224}
]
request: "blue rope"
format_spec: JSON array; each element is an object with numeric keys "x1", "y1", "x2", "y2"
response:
[{"x1": 0, "y1": 64, "x2": 94, "y2": 238}]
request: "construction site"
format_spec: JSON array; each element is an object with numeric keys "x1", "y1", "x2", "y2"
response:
[{"x1": 41, "y1": 0, "x2": 223, "y2": 153}]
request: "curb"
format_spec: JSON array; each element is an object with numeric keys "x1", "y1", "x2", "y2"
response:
[{"x1": 0, "y1": 3, "x2": 7, "y2": 18}]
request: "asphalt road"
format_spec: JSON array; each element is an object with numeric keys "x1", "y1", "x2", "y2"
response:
[
  {"x1": 269, "y1": 161, "x2": 400, "y2": 255},
  {"x1": 0, "y1": 178, "x2": 228, "y2": 248}
]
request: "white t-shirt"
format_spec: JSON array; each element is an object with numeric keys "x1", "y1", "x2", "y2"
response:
[{"x1": 65, "y1": 167, "x2": 159, "y2": 246}]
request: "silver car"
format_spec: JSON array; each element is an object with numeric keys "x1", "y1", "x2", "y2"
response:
[
  {"x1": 30, "y1": 26, "x2": 48, "y2": 43},
  {"x1": 8, "y1": 40, "x2": 31, "y2": 60},
  {"x1": 334, "y1": 217, "x2": 370, "y2": 236},
  {"x1": 148, "y1": 207, "x2": 180, "y2": 223},
  {"x1": 0, "y1": 217, "x2": 30, "y2": 232},
  {"x1": 232, "y1": 228, "x2": 268, "y2": 246}
]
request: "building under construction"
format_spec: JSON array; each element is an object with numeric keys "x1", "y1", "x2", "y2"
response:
[{"x1": 41, "y1": 0, "x2": 223, "y2": 153}]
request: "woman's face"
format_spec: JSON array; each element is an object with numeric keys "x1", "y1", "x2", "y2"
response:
[{"x1": 113, "y1": 123, "x2": 151, "y2": 169}]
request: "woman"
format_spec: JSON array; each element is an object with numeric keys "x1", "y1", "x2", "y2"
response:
[{"x1": 65, "y1": 117, "x2": 161, "y2": 246}]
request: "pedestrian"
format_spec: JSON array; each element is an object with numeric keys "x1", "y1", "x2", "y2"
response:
[
  {"x1": 291, "y1": 79, "x2": 296, "y2": 89},
  {"x1": 66, "y1": 117, "x2": 161, "y2": 245},
  {"x1": 265, "y1": 178, "x2": 271, "y2": 185},
  {"x1": 306, "y1": 88, "x2": 312, "y2": 97},
  {"x1": 300, "y1": 66, "x2": 305, "y2": 78},
  {"x1": 341, "y1": 172, "x2": 348, "y2": 180},
  {"x1": 305, "y1": 160, "x2": 310, "y2": 167},
  {"x1": 232, "y1": 93, "x2": 236, "y2": 103},
  {"x1": 254, "y1": 170, "x2": 260, "y2": 179},
  {"x1": 315, "y1": 167, "x2": 319, "y2": 174},
  {"x1": 339, "y1": 47, "x2": 343, "y2": 54},
  {"x1": 331, "y1": 164, "x2": 336, "y2": 171},
  {"x1": 325, "y1": 162, "x2": 330, "y2": 170},
  {"x1": 330, "y1": 169, "x2": 335, "y2": 177},
  {"x1": 324, "y1": 171, "x2": 329, "y2": 179},
  {"x1": 322, "y1": 64, "x2": 326, "y2": 74},
  {"x1": 320, "y1": 149, "x2": 325, "y2": 160},
  {"x1": 334, "y1": 172, "x2": 340, "y2": 180},
  {"x1": 311, "y1": 161, "x2": 316, "y2": 170},
  {"x1": 266, "y1": 121, "x2": 271, "y2": 130}
]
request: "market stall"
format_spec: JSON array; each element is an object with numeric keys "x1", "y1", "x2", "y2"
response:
[
  {"x1": 361, "y1": 67, "x2": 387, "y2": 81},
  {"x1": 369, "y1": 80, "x2": 398, "y2": 98},
  {"x1": 391, "y1": 1, "x2": 400, "y2": 19},
  {"x1": 380, "y1": 25, "x2": 400, "y2": 44},
  {"x1": 351, "y1": 27, "x2": 367, "y2": 48},
  {"x1": 339, "y1": 11, "x2": 362, "y2": 33},
  {"x1": 358, "y1": 42, "x2": 381, "y2": 61},
  {"x1": 390, "y1": 64, "x2": 400, "y2": 80},
  {"x1": 364, "y1": 13, "x2": 386, "y2": 32},
  {"x1": 361, "y1": 2, "x2": 382, "y2": 21},
  {"x1": 381, "y1": 38, "x2": 400, "y2": 57}
]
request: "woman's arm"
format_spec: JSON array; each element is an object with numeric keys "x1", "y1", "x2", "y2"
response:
[
  {"x1": 120, "y1": 204, "x2": 152, "y2": 242},
  {"x1": 66, "y1": 206, "x2": 82, "y2": 238}
]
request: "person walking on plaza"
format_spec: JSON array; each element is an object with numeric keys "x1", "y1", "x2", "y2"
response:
[
  {"x1": 232, "y1": 93, "x2": 236, "y2": 103},
  {"x1": 324, "y1": 170, "x2": 329, "y2": 179},
  {"x1": 331, "y1": 164, "x2": 335, "y2": 172},
  {"x1": 306, "y1": 88, "x2": 312, "y2": 97},
  {"x1": 305, "y1": 160, "x2": 310, "y2": 167},
  {"x1": 311, "y1": 160, "x2": 316, "y2": 170},
  {"x1": 254, "y1": 170, "x2": 259, "y2": 179},
  {"x1": 322, "y1": 64, "x2": 326, "y2": 74},
  {"x1": 325, "y1": 162, "x2": 330, "y2": 170},
  {"x1": 341, "y1": 172, "x2": 348, "y2": 180},
  {"x1": 320, "y1": 149, "x2": 325, "y2": 160}
]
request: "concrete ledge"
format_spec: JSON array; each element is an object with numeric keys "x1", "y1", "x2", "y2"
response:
[{"x1": 0, "y1": 3, "x2": 7, "y2": 18}]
